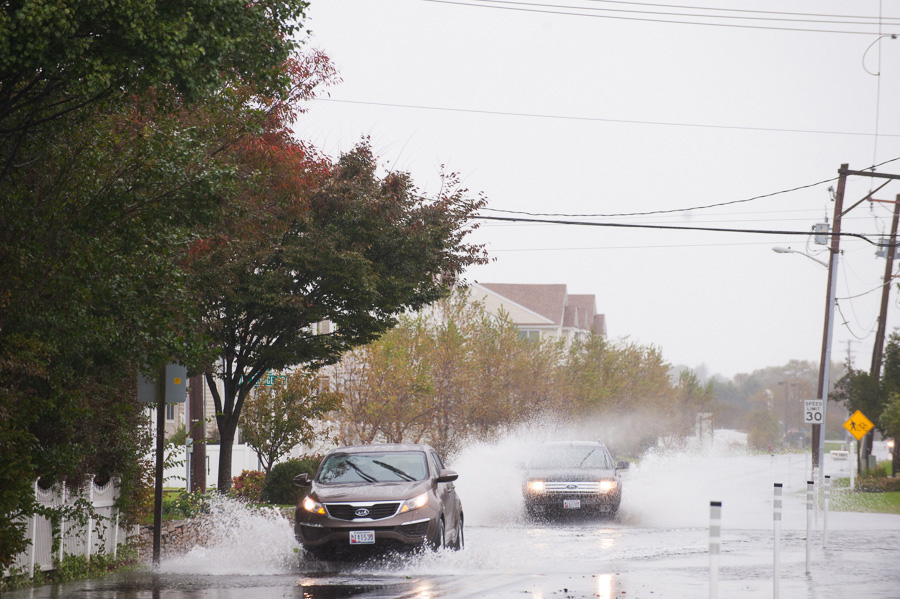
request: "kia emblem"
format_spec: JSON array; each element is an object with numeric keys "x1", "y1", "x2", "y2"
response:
[
  {"x1": 355, "y1": 508, "x2": 370, "y2": 517},
  {"x1": 567, "y1": 484, "x2": 577, "y2": 490}
]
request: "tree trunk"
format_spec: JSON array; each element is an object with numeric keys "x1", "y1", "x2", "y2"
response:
[{"x1": 217, "y1": 420, "x2": 237, "y2": 493}]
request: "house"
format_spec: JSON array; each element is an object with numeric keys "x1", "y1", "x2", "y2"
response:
[{"x1": 470, "y1": 282, "x2": 606, "y2": 345}]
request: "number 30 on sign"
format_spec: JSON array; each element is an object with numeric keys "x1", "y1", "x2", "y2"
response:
[{"x1": 804, "y1": 399, "x2": 824, "y2": 423}]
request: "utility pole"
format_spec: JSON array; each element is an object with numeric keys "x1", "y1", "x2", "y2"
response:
[
  {"x1": 189, "y1": 374, "x2": 206, "y2": 493},
  {"x1": 825, "y1": 166, "x2": 900, "y2": 475},
  {"x1": 870, "y1": 194, "x2": 900, "y2": 475},
  {"x1": 813, "y1": 165, "x2": 846, "y2": 477}
]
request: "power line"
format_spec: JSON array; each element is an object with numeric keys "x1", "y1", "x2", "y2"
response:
[
  {"x1": 482, "y1": 177, "x2": 839, "y2": 218},
  {"x1": 468, "y1": 0, "x2": 900, "y2": 27},
  {"x1": 421, "y1": 0, "x2": 900, "y2": 35},
  {"x1": 579, "y1": 0, "x2": 900, "y2": 22},
  {"x1": 473, "y1": 214, "x2": 884, "y2": 244},
  {"x1": 317, "y1": 98, "x2": 900, "y2": 139}
]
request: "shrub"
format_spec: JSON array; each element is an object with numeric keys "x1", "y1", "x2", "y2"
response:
[
  {"x1": 162, "y1": 490, "x2": 211, "y2": 518},
  {"x1": 261, "y1": 456, "x2": 321, "y2": 505},
  {"x1": 232, "y1": 470, "x2": 266, "y2": 502},
  {"x1": 856, "y1": 476, "x2": 900, "y2": 493}
]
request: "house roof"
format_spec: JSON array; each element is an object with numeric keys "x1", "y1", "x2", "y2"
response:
[{"x1": 479, "y1": 283, "x2": 568, "y2": 326}]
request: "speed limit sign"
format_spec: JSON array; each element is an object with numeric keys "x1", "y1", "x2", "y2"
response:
[{"x1": 804, "y1": 399, "x2": 824, "y2": 424}]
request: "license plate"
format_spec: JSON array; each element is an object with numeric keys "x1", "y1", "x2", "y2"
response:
[
  {"x1": 349, "y1": 530, "x2": 375, "y2": 545},
  {"x1": 564, "y1": 499, "x2": 581, "y2": 509}
]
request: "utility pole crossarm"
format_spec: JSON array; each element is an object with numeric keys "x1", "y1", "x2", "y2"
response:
[{"x1": 839, "y1": 169, "x2": 900, "y2": 180}]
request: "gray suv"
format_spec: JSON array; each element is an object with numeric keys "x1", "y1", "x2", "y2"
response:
[
  {"x1": 522, "y1": 441, "x2": 627, "y2": 518},
  {"x1": 294, "y1": 444, "x2": 463, "y2": 559}
]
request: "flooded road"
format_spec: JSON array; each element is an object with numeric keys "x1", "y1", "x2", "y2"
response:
[{"x1": 7, "y1": 447, "x2": 900, "y2": 598}]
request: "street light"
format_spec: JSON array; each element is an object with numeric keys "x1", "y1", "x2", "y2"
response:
[
  {"x1": 772, "y1": 238, "x2": 840, "y2": 486},
  {"x1": 772, "y1": 247, "x2": 829, "y2": 268}
]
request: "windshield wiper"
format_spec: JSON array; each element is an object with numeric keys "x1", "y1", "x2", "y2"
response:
[
  {"x1": 372, "y1": 460, "x2": 416, "y2": 481},
  {"x1": 346, "y1": 460, "x2": 378, "y2": 483},
  {"x1": 578, "y1": 449, "x2": 597, "y2": 468}
]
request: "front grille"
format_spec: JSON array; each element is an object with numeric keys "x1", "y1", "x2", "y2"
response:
[
  {"x1": 543, "y1": 482, "x2": 603, "y2": 494},
  {"x1": 325, "y1": 502, "x2": 401, "y2": 521}
]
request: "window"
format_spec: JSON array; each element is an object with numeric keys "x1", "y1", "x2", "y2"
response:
[
  {"x1": 165, "y1": 403, "x2": 175, "y2": 421},
  {"x1": 517, "y1": 330, "x2": 540, "y2": 342}
]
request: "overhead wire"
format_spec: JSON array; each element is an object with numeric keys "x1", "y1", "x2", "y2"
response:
[
  {"x1": 318, "y1": 98, "x2": 900, "y2": 139},
  {"x1": 578, "y1": 0, "x2": 900, "y2": 22},
  {"x1": 467, "y1": 0, "x2": 900, "y2": 27},
  {"x1": 421, "y1": 0, "x2": 900, "y2": 35}
]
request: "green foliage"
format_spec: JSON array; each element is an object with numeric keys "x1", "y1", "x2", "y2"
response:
[
  {"x1": 0, "y1": 0, "x2": 327, "y2": 563},
  {"x1": 240, "y1": 370, "x2": 340, "y2": 474},
  {"x1": 880, "y1": 394, "x2": 900, "y2": 442},
  {"x1": 199, "y1": 141, "x2": 488, "y2": 491},
  {"x1": 0, "y1": 546, "x2": 140, "y2": 591},
  {"x1": 261, "y1": 458, "x2": 321, "y2": 505},
  {"x1": 161, "y1": 490, "x2": 211, "y2": 519},
  {"x1": 231, "y1": 470, "x2": 266, "y2": 502}
]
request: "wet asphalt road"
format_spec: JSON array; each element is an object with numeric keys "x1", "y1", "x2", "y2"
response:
[{"x1": 6, "y1": 451, "x2": 900, "y2": 599}]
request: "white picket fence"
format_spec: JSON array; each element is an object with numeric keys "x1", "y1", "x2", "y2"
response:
[{"x1": 3, "y1": 478, "x2": 129, "y2": 578}]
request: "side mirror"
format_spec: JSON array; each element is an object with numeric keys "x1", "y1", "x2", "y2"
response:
[
  {"x1": 293, "y1": 473, "x2": 310, "y2": 487},
  {"x1": 616, "y1": 461, "x2": 630, "y2": 470},
  {"x1": 436, "y1": 469, "x2": 459, "y2": 483}
]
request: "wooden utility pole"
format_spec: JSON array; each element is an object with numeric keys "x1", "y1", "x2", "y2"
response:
[
  {"x1": 825, "y1": 167, "x2": 900, "y2": 475},
  {"x1": 813, "y1": 165, "x2": 846, "y2": 475},
  {"x1": 189, "y1": 374, "x2": 206, "y2": 493},
  {"x1": 870, "y1": 195, "x2": 900, "y2": 475}
]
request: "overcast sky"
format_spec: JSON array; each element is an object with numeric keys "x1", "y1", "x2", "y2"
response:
[{"x1": 296, "y1": 0, "x2": 900, "y2": 380}]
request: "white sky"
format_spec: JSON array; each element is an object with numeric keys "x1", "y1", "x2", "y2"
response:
[{"x1": 295, "y1": 0, "x2": 900, "y2": 379}]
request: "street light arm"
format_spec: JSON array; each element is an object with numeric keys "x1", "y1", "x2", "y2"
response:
[{"x1": 772, "y1": 246, "x2": 829, "y2": 268}]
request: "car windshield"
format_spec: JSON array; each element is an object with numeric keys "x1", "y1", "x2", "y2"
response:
[
  {"x1": 528, "y1": 445, "x2": 613, "y2": 469},
  {"x1": 317, "y1": 451, "x2": 429, "y2": 484}
]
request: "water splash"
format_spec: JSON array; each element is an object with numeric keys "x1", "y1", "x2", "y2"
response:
[{"x1": 157, "y1": 495, "x2": 301, "y2": 575}]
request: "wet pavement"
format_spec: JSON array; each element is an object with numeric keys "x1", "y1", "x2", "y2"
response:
[{"x1": 6, "y1": 449, "x2": 899, "y2": 598}]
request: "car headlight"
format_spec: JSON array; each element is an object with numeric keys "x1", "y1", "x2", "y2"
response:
[
  {"x1": 302, "y1": 496, "x2": 326, "y2": 515},
  {"x1": 400, "y1": 492, "x2": 429, "y2": 513},
  {"x1": 598, "y1": 480, "x2": 617, "y2": 493},
  {"x1": 527, "y1": 480, "x2": 545, "y2": 493}
]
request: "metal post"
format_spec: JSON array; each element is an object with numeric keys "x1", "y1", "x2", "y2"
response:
[
  {"x1": 773, "y1": 484, "x2": 782, "y2": 599},
  {"x1": 28, "y1": 480, "x2": 37, "y2": 578},
  {"x1": 812, "y1": 467, "x2": 819, "y2": 528},
  {"x1": 850, "y1": 441, "x2": 856, "y2": 491},
  {"x1": 85, "y1": 475, "x2": 95, "y2": 562},
  {"x1": 805, "y1": 480, "x2": 813, "y2": 574},
  {"x1": 823, "y1": 476, "x2": 831, "y2": 548},
  {"x1": 709, "y1": 501, "x2": 721, "y2": 599},
  {"x1": 153, "y1": 365, "x2": 165, "y2": 567},
  {"x1": 59, "y1": 481, "x2": 67, "y2": 562}
]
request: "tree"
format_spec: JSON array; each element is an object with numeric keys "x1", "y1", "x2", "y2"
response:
[
  {"x1": 240, "y1": 369, "x2": 341, "y2": 476},
  {"x1": 0, "y1": 0, "x2": 308, "y2": 179},
  {"x1": 195, "y1": 141, "x2": 488, "y2": 492},
  {"x1": 0, "y1": 0, "x2": 318, "y2": 564}
]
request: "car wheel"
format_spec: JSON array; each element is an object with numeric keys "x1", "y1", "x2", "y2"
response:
[
  {"x1": 429, "y1": 517, "x2": 445, "y2": 550},
  {"x1": 450, "y1": 514, "x2": 464, "y2": 550}
]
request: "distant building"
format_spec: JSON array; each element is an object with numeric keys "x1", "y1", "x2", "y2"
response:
[{"x1": 470, "y1": 282, "x2": 606, "y2": 345}]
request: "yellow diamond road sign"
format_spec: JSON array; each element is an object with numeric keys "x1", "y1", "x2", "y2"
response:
[{"x1": 843, "y1": 410, "x2": 875, "y2": 441}]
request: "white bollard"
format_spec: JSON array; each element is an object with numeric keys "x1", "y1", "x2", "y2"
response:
[
  {"x1": 805, "y1": 480, "x2": 813, "y2": 574},
  {"x1": 823, "y1": 475, "x2": 831, "y2": 548},
  {"x1": 710, "y1": 501, "x2": 722, "y2": 599},
  {"x1": 773, "y1": 483, "x2": 782, "y2": 599},
  {"x1": 812, "y1": 466, "x2": 819, "y2": 528}
]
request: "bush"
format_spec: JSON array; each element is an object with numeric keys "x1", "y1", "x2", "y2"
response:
[
  {"x1": 161, "y1": 490, "x2": 211, "y2": 518},
  {"x1": 856, "y1": 476, "x2": 900, "y2": 493},
  {"x1": 232, "y1": 470, "x2": 266, "y2": 502},
  {"x1": 261, "y1": 456, "x2": 321, "y2": 505}
]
